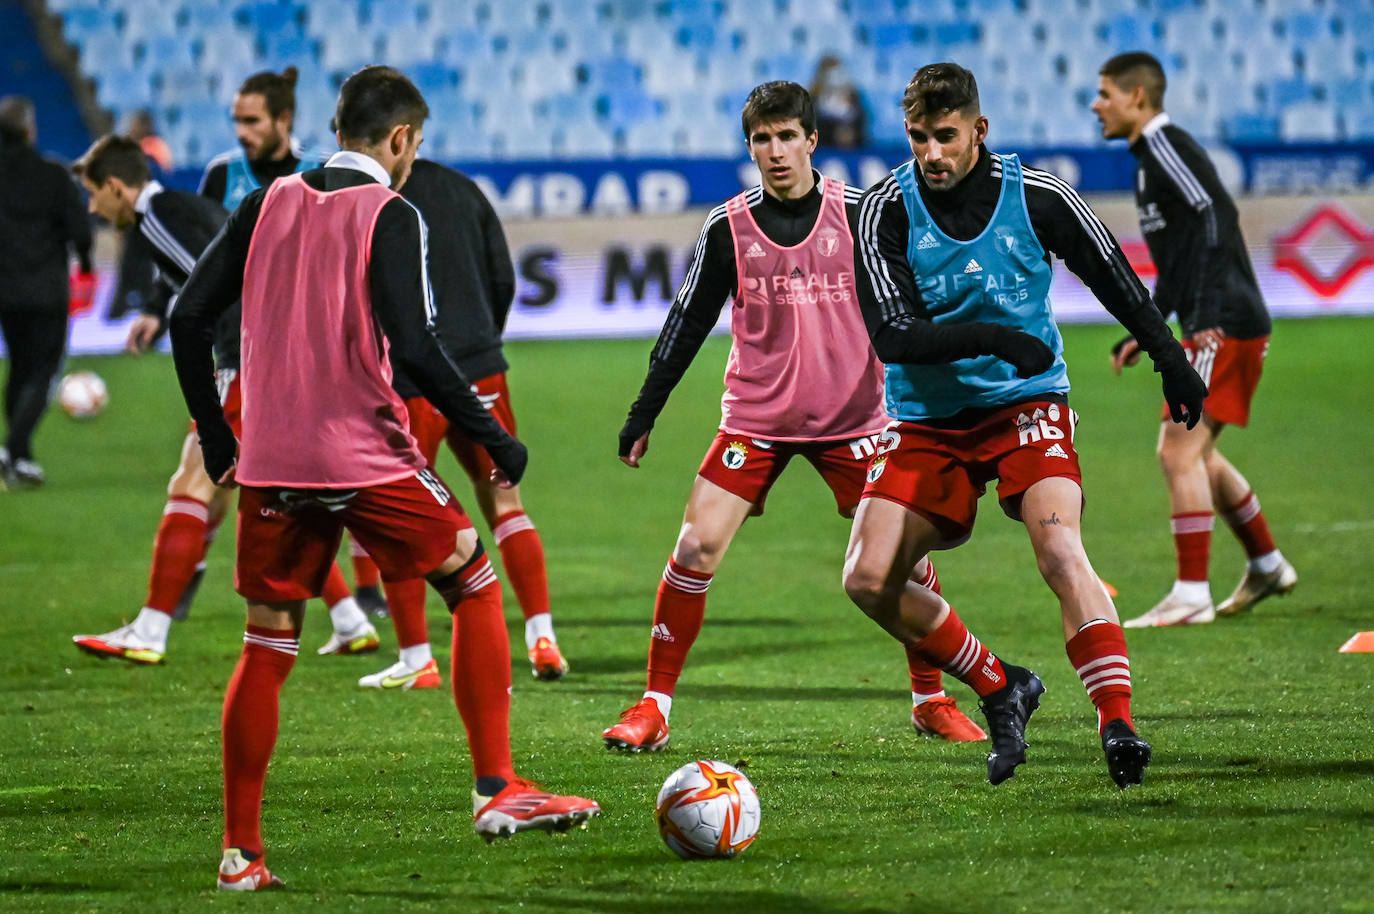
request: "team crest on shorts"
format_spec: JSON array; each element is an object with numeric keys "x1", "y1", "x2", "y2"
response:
[
  {"x1": 722, "y1": 441, "x2": 749, "y2": 470},
  {"x1": 867, "y1": 456, "x2": 887, "y2": 483}
]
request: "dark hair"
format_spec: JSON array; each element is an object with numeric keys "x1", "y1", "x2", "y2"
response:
[
  {"x1": 740, "y1": 80, "x2": 816, "y2": 138},
  {"x1": 73, "y1": 134, "x2": 151, "y2": 186},
  {"x1": 1099, "y1": 51, "x2": 1167, "y2": 109},
  {"x1": 0, "y1": 95, "x2": 36, "y2": 145},
  {"x1": 335, "y1": 65, "x2": 429, "y2": 146},
  {"x1": 902, "y1": 62, "x2": 980, "y2": 120},
  {"x1": 238, "y1": 66, "x2": 299, "y2": 118}
]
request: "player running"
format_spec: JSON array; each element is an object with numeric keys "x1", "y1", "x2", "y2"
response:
[
  {"x1": 358, "y1": 157, "x2": 569, "y2": 692},
  {"x1": 168, "y1": 66, "x2": 597, "y2": 889},
  {"x1": 68, "y1": 135, "x2": 377, "y2": 664},
  {"x1": 1093, "y1": 51, "x2": 1296, "y2": 627},
  {"x1": 846, "y1": 63, "x2": 1208, "y2": 788},
  {"x1": 601, "y1": 81, "x2": 987, "y2": 755}
]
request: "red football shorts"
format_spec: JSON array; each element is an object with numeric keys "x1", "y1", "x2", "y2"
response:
[
  {"x1": 860, "y1": 402, "x2": 1083, "y2": 545},
  {"x1": 234, "y1": 469, "x2": 473, "y2": 602},
  {"x1": 405, "y1": 373, "x2": 517, "y2": 482},
  {"x1": 696, "y1": 430, "x2": 882, "y2": 517},
  {"x1": 1162, "y1": 335, "x2": 1268, "y2": 427}
]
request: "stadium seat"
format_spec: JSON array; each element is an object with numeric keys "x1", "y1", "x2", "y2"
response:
[
  {"x1": 96, "y1": 67, "x2": 156, "y2": 110},
  {"x1": 601, "y1": 90, "x2": 661, "y2": 128},
  {"x1": 437, "y1": 27, "x2": 494, "y2": 62},
  {"x1": 262, "y1": 31, "x2": 317, "y2": 67},
  {"x1": 1221, "y1": 111, "x2": 1279, "y2": 143},
  {"x1": 236, "y1": 1, "x2": 304, "y2": 35},
  {"x1": 318, "y1": 30, "x2": 376, "y2": 72},
  {"x1": 1280, "y1": 102, "x2": 1339, "y2": 143},
  {"x1": 580, "y1": 56, "x2": 640, "y2": 91},
  {"x1": 183, "y1": 4, "x2": 239, "y2": 32},
  {"x1": 365, "y1": 0, "x2": 422, "y2": 27},
  {"x1": 303, "y1": 0, "x2": 364, "y2": 33},
  {"x1": 377, "y1": 25, "x2": 437, "y2": 64},
  {"x1": 622, "y1": 121, "x2": 678, "y2": 156},
  {"x1": 408, "y1": 61, "x2": 460, "y2": 95},
  {"x1": 60, "y1": 4, "x2": 118, "y2": 42}
]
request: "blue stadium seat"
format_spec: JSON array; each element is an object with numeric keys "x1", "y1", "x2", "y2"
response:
[
  {"x1": 844, "y1": 0, "x2": 900, "y2": 19},
  {"x1": 61, "y1": 5, "x2": 118, "y2": 42},
  {"x1": 96, "y1": 67, "x2": 156, "y2": 110},
  {"x1": 137, "y1": 35, "x2": 197, "y2": 71},
  {"x1": 557, "y1": 125, "x2": 616, "y2": 158},
  {"x1": 600, "y1": 89, "x2": 660, "y2": 128},
  {"x1": 622, "y1": 121, "x2": 678, "y2": 156},
  {"x1": 155, "y1": 66, "x2": 217, "y2": 106},
  {"x1": 409, "y1": 61, "x2": 460, "y2": 95},
  {"x1": 580, "y1": 56, "x2": 640, "y2": 90},
  {"x1": 237, "y1": 1, "x2": 304, "y2": 35},
  {"x1": 365, "y1": 0, "x2": 422, "y2": 27},
  {"x1": 183, "y1": 4, "x2": 238, "y2": 32},
  {"x1": 860, "y1": 22, "x2": 916, "y2": 51},
  {"x1": 1280, "y1": 102, "x2": 1339, "y2": 142},
  {"x1": 438, "y1": 27, "x2": 494, "y2": 62},
  {"x1": 1220, "y1": 111, "x2": 1279, "y2": 143},
  {"x1": 677, "y1": 23, "x2": 720, "y2": 52},
  {"x1": 262, "y1": 31, "x2": 317, "y2": 67},
  {"x1": 666, "y1": 0, "x2": 717, "y2": 21},
  {"x1": 1263, "y1": 76, "x2": 1317, "y2": 112},
  {"x1": 1341, "y1": 100, "x2": 1374, "y2": 140},
  {"x1": 317, "y1": 30, "x2": 375, "y2": 72},
  {"x1": 303, "y1": 0, "x2": 364, "y2": 33},
  {"x1": 1279, "y1": 11, "x2": 1330, "y2": 43},
  {"x1": 377, "y1": 25, "x2": 437, "y2": 64},
  {"x1": 933, "y1": 21, "x2": 980, "y2": 48}
]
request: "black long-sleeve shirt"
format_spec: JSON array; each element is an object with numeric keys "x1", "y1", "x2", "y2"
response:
[
  {"x1": 390, "y1": 158, "x2": 515, "y2": 399},
  {"x1": 128, "y1": 182, "x2": 242, "y2": 368},
  {"x1": 0, "y1": 144, "x2": 91, "y2": 311},
  {"x1": 1130, "y1": 114, "x2": 1271, "y2": 338},
  {"x1": 169, "y1": 161, "x2": 518, "y2": 476},
  {"x1": 855, "y1": 146, "x2": 1184, "y2": 376}
]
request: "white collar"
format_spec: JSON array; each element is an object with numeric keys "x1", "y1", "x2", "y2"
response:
[
  {"x1": 1141, "y1": 112, "x2": 1170, "y2": 138},
  {"x1": 324, "y1": 150, "x2": 392, "y2": 187},
  {"x1": 133, "y1": 179, "x2": 164, "y2": 215}
]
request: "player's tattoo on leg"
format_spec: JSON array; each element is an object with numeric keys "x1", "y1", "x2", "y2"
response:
[{"x1": 1038, "y1": 512, "x2": 1062, "y2": 527}]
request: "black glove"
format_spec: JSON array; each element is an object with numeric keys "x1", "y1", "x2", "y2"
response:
[
  {"x1": 1110, "y1": 334, "x2": 1135, "y2": 357},
  {"x1": 619, "y1": 414, "x2": 653, "y2": 458},
  {"x1": 988, "y1": 326, "x2": 1055, "y2": 379},
  {"x1": 486, "y1": 436, "x2": 529, "y2": 486},
  {"x1": 1154, "y1": 348, "x2": 1208, "y2": 430},
  {"x1": 198, "y1": 420, "x2": 238, "y2": 483}
]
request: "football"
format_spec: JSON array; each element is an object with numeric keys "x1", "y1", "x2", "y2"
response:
[
  {"x1": 57, "y1": 371, "x2": 109, "y2": 419},
  {"x1": 655, "y1": 760, "x2": 761, "y2": 860}
]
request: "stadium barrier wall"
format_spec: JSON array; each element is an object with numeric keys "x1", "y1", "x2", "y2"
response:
[{"x1": 37, "y1": 192, "x2": 1374, "y2": 357}]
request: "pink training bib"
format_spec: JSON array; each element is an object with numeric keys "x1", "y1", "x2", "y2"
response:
[
  {"x1": 720, "y1": 177, "x2": 887, "y2": 441},
  {"x1": 235, "y1": 174, "x2": 426, "y2": 487}
]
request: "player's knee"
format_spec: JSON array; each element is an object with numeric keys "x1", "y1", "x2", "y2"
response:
[
  {"x1": 1035, "y1": 546, "x2": 1088, "y2": 596},
  {"x1": 842, "y1": 562, "x2": 888, "y2": 615},
  {"x1": 672, "y1": 529, "x2": 722, "y2": 571}
]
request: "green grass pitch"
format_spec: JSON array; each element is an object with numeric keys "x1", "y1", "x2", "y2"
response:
[{"x1": 2, "y1": 318, "x2": 1371, "y2": 913}]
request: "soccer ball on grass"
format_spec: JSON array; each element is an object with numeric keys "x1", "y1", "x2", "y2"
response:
[
  {"x1": 57, "y1": 371, "x2": 108, "y2": 419},
  {"x1": 655, "y1": 759, "x2": 761, "y2": 859}
]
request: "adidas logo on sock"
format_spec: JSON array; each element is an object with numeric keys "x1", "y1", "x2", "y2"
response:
[
  {"x1": 745, "y1": 242, "x2": 766, "y2": 258},
  {"x1": 916, "y1": 231, "x2": 939, "y2": 250},
  {"x1": 1045, "y1": 443, "x2": 1068, "y2": 459},
  {"x1": 651, "y1": 623, "x2": 675, "y2": 642},
  {"x1": 963, "y1": 258, "x2": 983, "y2": 273}
]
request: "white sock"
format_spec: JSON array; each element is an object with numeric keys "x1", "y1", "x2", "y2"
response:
[
  {"x1": 399, "y1": 643, "x2": 433, "y2": 669},
  {"x1": 1171, "y1": 580, "x2": 1212, "y2": 604},
  {"x1": 912, "y1": 689, "x2": 946, "y2": 706},
  {"x1": 644, "y1": 690, "x2": 673, "y2": 721},
  {"x1": 1249, "y1": 550, "x2": 1283, "y2": 574},
  {"x1": 133, "y1": 607, "x2": 172, "y2": 647},
  {"x1": 524, "y1": 612, "x2": 555, "y2": 650},
  {"x1": 328, "y1": 596, "x2": 370, "y2": 636}
]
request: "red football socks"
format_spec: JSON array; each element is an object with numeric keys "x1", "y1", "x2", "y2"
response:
[
  {"x1": 493, "y1": 511, "x2": 550, "y2": 622},
  {"x1": 222, "y1": 625, "x2": 298, "y2": 856},
  {"x1": 911, "y1": 608, "x2": 1007, "y2": 698},
  {"x1": 145, "y1": 497, "x2": 209, "y2": 613},
  {"x1": 350, "y1": 539, "x2": 381, "y2": 588},
  {"x1": 433, "y1": 549, "x2": 515, "y2": 782},
  {"x1": 321, "y1": 561, "x2": 352, "y2": 607},
  {"x1": 383, "y1": 577, "x2": 430, "y2": 649},
  {"x1": 645, "y1": 558, "x2": 711, "y2": 696},
  {"x1": 1067, "y1": 620, "x2": 1134, "y2": 732},
  {"x1": 1220, "y1": 491, "x2": 1277, "y2": 559},
  {"x1": 1171, "y1": 511, "x2": 1214, "y2": 582}
]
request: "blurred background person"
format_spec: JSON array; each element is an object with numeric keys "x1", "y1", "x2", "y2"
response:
[
  {"x1": 809, "y1": 55, "x2": 867, "y2": 150},
  {"x1": 125, "y1": 108, "x2": 173, "y2": 173},
  {"x1": 0, "y1": 95, "x2": 93, "y2": 487}
]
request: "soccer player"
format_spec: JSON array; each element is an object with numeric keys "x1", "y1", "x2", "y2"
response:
[
  {"x1": 168, "y1": 66, "x2": 597, "y2": 889},
  {"x1": 600, "y1": 81, "x2": 988, "y2": 755},
  {"x1": 0, "y1": 96, "x2": 93, "y2": 487},
  {"x1": 358, "y1": 157, "x2": 569, "y2": 691},
  {"x1": 1093, "y1": 52, "x2": 1296, "y2": 626},
  {"x1": 67, "y1": 136, "x2": 378, "y2": 664},
  {"x1": 199, "y1": 67, "x2": 318, "y2": 207},
  {"x1": 847, "y1": 63, "x2": 1209, "y2": 788}
]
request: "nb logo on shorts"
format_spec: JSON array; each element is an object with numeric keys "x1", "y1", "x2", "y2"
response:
[
  {"x1": 867, "y1": 456, "x2": 887, "y2": 484},
  {"x1": 722, "y1": 441, "x2": 748, "y2": 470}
]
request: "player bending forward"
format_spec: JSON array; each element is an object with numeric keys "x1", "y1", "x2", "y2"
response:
[
  {"x1": 602, "y1": 81, "x2": 987, "y2": 755},
  {"x1": 169, "y1": 67, "x2": 596, "y2": 890}
]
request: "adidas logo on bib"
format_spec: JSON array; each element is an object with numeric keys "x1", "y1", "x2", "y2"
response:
[
  {"x1": 745, "y1": 242, "x2": 766, "y2": 258},
  {"x1": 916, "y1": 232, "x2": 939, "y2": 250},
  {"x1": 963, "y1": 258, "x2": 983, "y2": 273}
]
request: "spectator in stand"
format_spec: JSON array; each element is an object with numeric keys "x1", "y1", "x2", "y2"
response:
[
  {"x1": 125, "y1": 108, "x2": 173, "y2": 173},
  {"x1": 809, "y1": 55, "x2": 868, "y2": 150}
]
